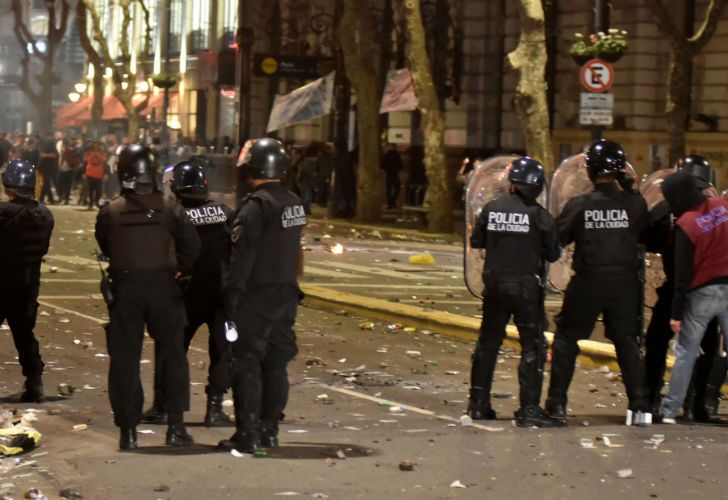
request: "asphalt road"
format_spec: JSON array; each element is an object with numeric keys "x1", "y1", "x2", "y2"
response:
[{"x1": 0, "y1": 205, "x2": 723, "y2": 499}]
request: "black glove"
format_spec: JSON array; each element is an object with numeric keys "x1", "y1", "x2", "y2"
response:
[{"x1": 617, "y1": 171, "x2": 636, "y2": 192}]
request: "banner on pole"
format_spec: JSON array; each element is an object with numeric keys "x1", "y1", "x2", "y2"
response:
[
  {"x1": 266, "y1": 72, "x2": 335, "y2": 132},
  {"x1": 379, "y1": 69, "x2": 419, "y2": 114}
]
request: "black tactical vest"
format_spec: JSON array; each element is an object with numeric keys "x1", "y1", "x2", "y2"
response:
[
  {"x1": 0, "y1": 199, "x2": 54, "y2": 269},
  {"x1": 483, "y1": 194, "x2": 543, "y2": 276},
  {"x1": 107, "y1": 193, "x2": 177, "y2": 272},
  {"x1": 247, "y1": 185, "x2": 306, "y2": 287}
]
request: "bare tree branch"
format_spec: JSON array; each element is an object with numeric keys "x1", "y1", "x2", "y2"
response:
[
  {"x1": 689, "y1": 0, "x2": 728, "y2": 51},
  {"x1": 644, "y1": 0, "x2": 685, "y2": 47}
]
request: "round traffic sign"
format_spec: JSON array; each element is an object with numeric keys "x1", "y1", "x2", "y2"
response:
[{"x1": 580, "y1": 59, "x2": 615, "y2": 93}]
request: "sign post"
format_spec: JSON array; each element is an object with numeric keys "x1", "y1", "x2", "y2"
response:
[{"x1": 580, "y1": 59, "x2": 615, "y2": 139}]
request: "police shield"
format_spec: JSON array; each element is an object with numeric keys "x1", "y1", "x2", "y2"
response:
[
  {"x1": 463, "y1": 155, "x2": 549, "y2": 299},
  {"x1": 547, "y1": 153, "x2": 639, "y2": 292}
]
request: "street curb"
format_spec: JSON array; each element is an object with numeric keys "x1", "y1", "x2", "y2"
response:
[
  {"x1": 301, "y1": 284, "x2": 635, "y2": 372},
  {"x1": 308, "y1": 216, "x2": 462, "y2": 245}
]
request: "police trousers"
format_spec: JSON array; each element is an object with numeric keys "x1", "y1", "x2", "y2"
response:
[
  {"x1": 471, "y1": 273, "x2": 546, "y2": 409},
  {"x1": 0, "y1": 267, "x2": 44, "y2": 381},
  {"x1": 152, "y1": 280, "x2": 231, "y2": 403},
  {"x1": 106, "y1": 274, "x2": 190, "y2": 428},
  {"x1": 230, "y1": 295, "x2": 299, "y2": 435},
  {"x1": 547, "y1": 275, "x2": 650, "y2": 412},
  {"x1": 645, "y1": 284, "x2": 725, "y2": 411}
]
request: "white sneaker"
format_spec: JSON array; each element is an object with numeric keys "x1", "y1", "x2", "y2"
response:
[{"x1": 661, "y1": 417, "x2": 676, "y2": 424}]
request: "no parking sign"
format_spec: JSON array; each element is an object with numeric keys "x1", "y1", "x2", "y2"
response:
[{"x1": 580, "y1": 59, "x2": 615, "y2": 93}]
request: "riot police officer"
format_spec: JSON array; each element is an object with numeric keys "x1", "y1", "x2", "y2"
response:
[
  {"x1": 468, "y1": 157, "x2": 562, "y2": 427},
  {"x1": 546, "y1": 140, "x2": 652, "y2": 426},
  {"x1": 143, "y1": 160, "x2": 235, "y2": 427},
  {"x1": 95, "y1": 144, "x2": 200, "y2": 450},
  {"x1": 644, "y1": 155, "x2": 726, "y2": 421},
  {"x1": 218, "y1": 138, "x2": 306, "y2": 453},
  {"x1": 0, "y1": 160, "x2": 54, "y2": 403}
]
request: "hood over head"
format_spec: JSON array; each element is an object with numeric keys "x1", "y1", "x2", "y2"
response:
[{"x1": 661, "y1": 171, "x2": 705, "y2": 217}]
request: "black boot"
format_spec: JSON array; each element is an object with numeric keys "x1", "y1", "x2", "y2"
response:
[
  {"x1": 204, "y1": 394, "x2": 233, "y2": 427},
  {"x1": 119, "y1": 427, "x2": 138, "y2": 450},
  {"x1": 217, "y1": 430, "x2": 261, "y2": 453},
  {"x1": 515, "y1": 406, "x2": 565, "y2": 428},
  {"x1": 141, "y1": 404, "x2": 168, "y2": 425},
  {"x1": 20, "y1": 377, "x2": 44, "y2": 404},
  {"x1": 260, "y1": 421, "x2": 279, "y2": 449},
  {"x1": 467, "y1": 387, "x2": 496, "y2": 420},
  {"x1": 545, "y1": 403, "x2": 568, "y2": 423},
  {"x1": 166, "y1": 423, "x2": 194, "y2": 446}
]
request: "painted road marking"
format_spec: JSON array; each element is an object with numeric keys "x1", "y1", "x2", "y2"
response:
[
  {"x1": 321, "y1": 384, "x2": 503, "y2": 433},
  {"x1": 303, "y1": 266, "x2": 367, "y2": 279},
  {"x1": 41, "y1": 279, "x2": 99, "y2": 283},
  {"x1": 40, "y1": 264, "x2": 74, "y2": 273},
  {"x1": 319, "y1": 262, "x2": 445, "y2": 281},
  {"x1": 46, "y1": 254, "x2": 99, "y2": 266}
]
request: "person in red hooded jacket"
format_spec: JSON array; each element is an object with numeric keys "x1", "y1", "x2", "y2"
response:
[{"x1": 659, "y1": 172, "x2": 728, "y2": 423}]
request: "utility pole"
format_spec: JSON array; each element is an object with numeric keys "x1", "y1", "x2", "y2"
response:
[
  {"x1": 591, "y1": 0, "x2": 610, "y2": 141},
  {"x1": 236, "y1": 0, "x2": 254, "y2": 147},
  {"x1": 161, "y1": 0, "x2": 172, "y2": 145}
]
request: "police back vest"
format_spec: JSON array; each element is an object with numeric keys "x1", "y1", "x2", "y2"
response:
[
  {"x1": 483, "y1": 194, "x2": 543, "y2": 276},
  {"x1": 183, "y1": 200, "x2": 233, "y2": 282},
  {"x1": 246, "y1": 184, "x2": 306, "y2": 287},
  {"x1": 0, "y1": 199, "x2": 54, "y2": 269},
  {"x1": 569, "y1": 186, "x2": 645, "y2": 277},
  {"x1": 676, "y1": 197, "x2": 728, "y2": 289},
  {"x1": 107, "y1": 192, "x2": 177, "y2": 272}
]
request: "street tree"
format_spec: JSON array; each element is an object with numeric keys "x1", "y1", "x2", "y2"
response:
[
  {"x1": 338, "y1": 0, "x2": 386, "y2": 223},
  {"x1": 75, "y1": 1, "x2": 104, "y2": 134},
  {"x1": 507, "y1": 0, "x2": 554, "y2": 171},
  {"x1": 81, "y1": 0, "x2": 153, "y2": 139},
  {"x1": 402, "y1": 0, "x2": 453, "y2": 233},
  {"x1": 646, "y1": 0, "x2": 727, "y2": 166},
  {"x1": 10, "y1": 0, "x2": 71, "y2": 134}
]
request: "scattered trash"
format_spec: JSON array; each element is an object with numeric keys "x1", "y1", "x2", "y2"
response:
[
  {"x1": 153, "y1": 485, "x2": 170, "y2": 492},
  {"x1": 405, "y1": 351, "x2": 421, "y2": 358},
  {"x1": 306, "y1": 357, "x2": 325, "y2": 367},
  {"x1": 445, "y1": 371, "x2": 460, "y2": 375},
  {"x1": 449, "y1": 480, "x2": 467, "y2": 489},
  {"x1": 316, "y1": 394, "x2": 329, "y2": 401},
  {"x1": 409, "y1": 254, "x2": 436, "y2": 265},
  {"x1": 644, "y1": 434, "x2": 665, "y2": 449},
  {"x1": 492, "y1": 392, "x2": 513, "y2": 399},
  {"x1": 230, "y1": 449, "x2": 247, "y2": 458},
  {"x1": 338, "y1": 358, "x2": 347, "y2": 364},
  {"x1": 459, "y1": 415, "x2": 473, "y2": 427},
  {"x1": 57, "y1": 318, "x2": 70, "y2": 324},
  {"x1": 598, "y1": 365, "x2": 610, "y2": 373},
  {"x1": 376, "y1": 348, "x2": 388, "y2": 354},
  {"x1": 274, "y1": 493, "x2": 300, "y2": 497},
  {"x1": 386, "y1": 324, "x2": 402, "y2": 332},
  {"x1": 57, "y1": 384, "x2": 77, "y2": 396},
  {"x1": 578, "y1": 438, "x2": 595, "y2": 448},
  {"x1": 58, "y1": 489, "x2": 83, "y2": 499},
  {"x1": 49, "y1": 267, "x2": 59, "y2": 273},
  {"x1": 389, "y1": 406, "x2": 405, "y2": 414},
  {"x1": 403, "y1": 327, "x2": 416, "y2": 333},
  {"x1": 72, "y1": 424, "x2": 87, "y2": 431},
  {"x1": 94, "y1": 353, "x2": 108, "y2": 358},
  {"x1": 137, "y1": 429, "x2": 155, "y2": 434},
  {"x1": 287, "y1": 429, "x2": 309, "y2": 434},
  {"x1": 335, "y1": 449, "x2": 347, "y2": 459},
  {"x1": 399, "y1": 460, "x2": 415, "y2": 472},
  {"x1": 24, "y1": 489, "x2": 46, "y2": 500},
  {"x1": 617, "y1": 469, "x2": 633, "y2": 479},
  {"x1": 359, "y1": 322, "x2": 375, "y2": 330},
  {"x1": 402, "y1": 385, "x2": 422, "y2": 391},
  {"x1": 330, "y1": 243, "x2": 344, "y2": 255}
]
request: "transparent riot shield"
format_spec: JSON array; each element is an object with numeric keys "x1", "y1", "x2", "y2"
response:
[
  {"x1": 547, "y1": 153, "x2": 639, "y2": 292},
  {"x1": 463, "y1": 155, "x2": 549, "y2": 299}
]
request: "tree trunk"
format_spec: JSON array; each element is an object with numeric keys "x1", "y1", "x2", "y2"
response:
[
  {"x1": 338, "y1": 0, "x2": 385, "y2": 223},
  {"x1": 665, "y1": 45, "x2": 692, "y2": 166},
  {"x1": 506, "y1": 0, "x2": 554, "y2": 172},
  {"x1": 403, "y1": 0, "x2": 453, "y2": 233},
  {"x1": 76, "y1": 1, "x2": 104, "y2": 133}
]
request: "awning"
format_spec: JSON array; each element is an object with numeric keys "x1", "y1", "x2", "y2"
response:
[{"x1": 55, "y1": 92, "x2": 178, "y2": 128}]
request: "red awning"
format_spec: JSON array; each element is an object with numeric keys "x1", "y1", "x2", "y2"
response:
[{"x1": 55, "y1": 92, "x2": 178, "y2": 128}]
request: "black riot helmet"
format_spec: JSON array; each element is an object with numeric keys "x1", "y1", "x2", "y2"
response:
[
  {"x1": 118, "y1": 143, "x2": 158, "y2": 195},
  {"x1": 508, "y1": 157, "x2": 545, "y2": 200},
  {"x1": 675, "y1": 154, "x2": 711, "y2": 189},
  {"x1": 171, "y1": 160, "x2": 208, "y2": 201},
  {"x1": 242, "y1": 138, "x2": 291, "y2": 180},
  {"x1": 2, "y1": 159, "x2": 36, "y2": 197},
  {"x1": 584, "y1": 139, "x2": 627, "y2": 182}
]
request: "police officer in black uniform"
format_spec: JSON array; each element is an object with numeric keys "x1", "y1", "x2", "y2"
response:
[
  {"x1": 467, "y1": 158, "x2": 562, "y2": 427},
  {"x1": 95, "y1": 144, "x2": 201, "y2": 450},
  {"x1": 143, "y1": 160, "x2": 235, "y2": 427},
  {"x1": 644, "y1": 155, "x2": 727, "y2": 421},
  {"x1": 546, "y1": 140, "x2": 652, "y2": 426},
  {"x1": 0, "y1": 160, "x2": 54, "y2": 403},
  {"x1": 218, "y1": 138, "x2": 306, "y2": 453}
]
